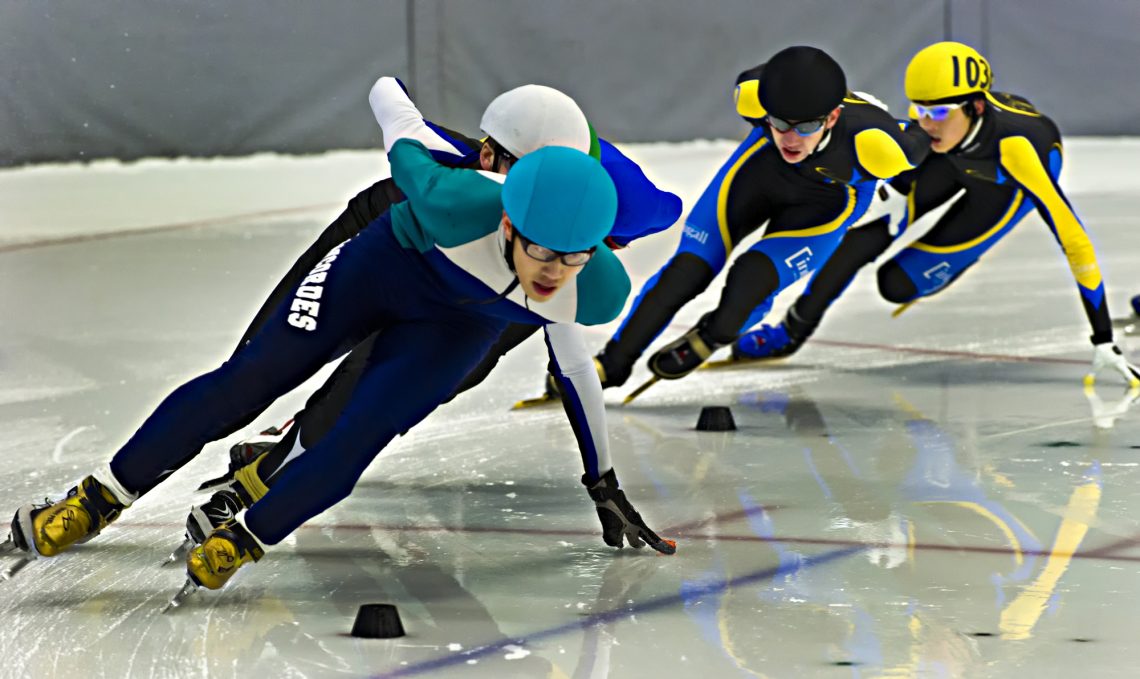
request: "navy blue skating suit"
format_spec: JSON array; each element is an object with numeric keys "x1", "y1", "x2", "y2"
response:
[
  {"x1": 190, "y1": 79, "x2": 681, "y2": 494},
  {"x1": 108, "y1": 138, "x2": 631, "y2": 544}
]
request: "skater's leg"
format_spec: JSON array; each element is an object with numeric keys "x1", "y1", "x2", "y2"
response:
[
  {"x1": 448, "y1": 322, "x2": 541, "y2": 399},
  {"x1": 597, "y1": 127, "x2": 774, "y2": 385},
  {"x1": 108, "y1": 237, "x2": 388, "y2": 495},
  {"x1": 6, "y1": 219, "x2": 416, "y2": 564},
  {"x1": 733, "y1": 160, "x2": 963, "y2": 359},
  {"x1": 244, "y1": 316, "x2": 503, "y2": 545},
  {"x1": 233, "y1": 179, "x2": 404, "y2": 351},
  {"x1": 649, "y1": 184, "x2": 865, "y2": 377},
  {"x1": 878, "y1": 181, "x2": 1032, "y2": 304}
]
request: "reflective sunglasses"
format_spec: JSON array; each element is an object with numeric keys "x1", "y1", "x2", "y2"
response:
[
  {"x1": 516, "y1": 233, "x2": 595, "y2": 266},
  {"x1": 767, "y1": 114, "x2": 828, "y2": 136},
  {"x1": 913, "y1": 101, "x2": 966, "y2": 121}
]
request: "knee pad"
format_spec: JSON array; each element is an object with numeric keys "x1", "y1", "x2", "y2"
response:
[{"x1": 877, "y1": 262, "x2": 918, "y2": 304}]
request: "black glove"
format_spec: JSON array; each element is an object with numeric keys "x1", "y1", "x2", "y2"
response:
[{"x1": 583, "y1": 469, "x2": 676, "y2": 555}]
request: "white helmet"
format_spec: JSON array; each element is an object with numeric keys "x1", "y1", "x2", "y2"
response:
[{"x1": 480, "y1": 84, "x2": 591, "y2": 158}]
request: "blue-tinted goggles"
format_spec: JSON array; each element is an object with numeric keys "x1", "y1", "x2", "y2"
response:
[
  {"x1": 766, "y1": 114, "x2": 828, "y2": 136},
  {"x1": 516, "y1": 233, "x2": 595, "y2": 267},
  {"x1": 913, "y1": 101, "x2": 966, "y2": 121}
]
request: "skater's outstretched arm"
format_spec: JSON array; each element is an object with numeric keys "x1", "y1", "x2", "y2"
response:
[
  {"x1": 544, "y1": 323, "x2": 612, "y2": 480},
  {"x1": 996, "y1": 126, "x2": 1138, "y2": 385},
  {"x1": 543, "y1": 324, "x2": 675, "y2": 555}
]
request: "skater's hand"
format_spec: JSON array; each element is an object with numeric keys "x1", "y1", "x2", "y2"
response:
[
  {"x1": 852, "y1": 182, "x2": 907, "y2": 236},
  {"x1": 583, "y1": 469, "x2": 676, "y2": 555},
  {"x1": 1087, "y1": 343, "x2": 1140, "y2": 389}
]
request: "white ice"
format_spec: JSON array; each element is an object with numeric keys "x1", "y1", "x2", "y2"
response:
[{"x1": 1, "y1": 139, "x2": 1139, "y2": 678}]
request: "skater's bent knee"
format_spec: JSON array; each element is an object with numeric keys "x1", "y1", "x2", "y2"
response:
[{"x1": 877, "y1": 262, "x2": 918, "y2": 304}]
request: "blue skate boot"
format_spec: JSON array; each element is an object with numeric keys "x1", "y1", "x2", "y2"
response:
[
  {"x1": 732, "y1": 306, "x2": 817, "y2": 361},
  {"x1": 733, "y1": 322, "x2": 801, "y2": 360}
]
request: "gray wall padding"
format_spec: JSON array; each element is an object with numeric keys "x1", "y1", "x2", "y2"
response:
[
  {"x1": 1, "y1": 0, "x2": 1136, "y2": 166},
  {"x1": 985, "y1": 0, "x2": 1140, "y2": 137},
  {"x1": 1, "y1": 1, "x2": 409, "y2": 164}
]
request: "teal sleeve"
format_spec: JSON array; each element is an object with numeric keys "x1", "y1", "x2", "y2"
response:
[
  {"x1": 388, "y1": 138, "x2": 505, "y2": 250},
  {"x1": 574, "y1": 247, "x2": 632, "y2": 325}
]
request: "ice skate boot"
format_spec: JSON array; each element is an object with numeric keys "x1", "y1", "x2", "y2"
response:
[
  {"x1": 732, "y1": 322, "x2": 803, "y2": 361},
  {"x1": 647, "y1": 316, "x2": 724, "y2": 380},
  {"x1": 163, "y1": 520, "x2": 265, "y2": 613},
  {"x1": 164, "y1": 452, "x2": 273, "y2": 565},
  {"x1": 2, "y1": 475, "x2": 127, "y2": 580},
  {"x1": 197, "y1": 421, "x2": 292, "y2": 493},
  {"x1": 511, "y1": 373, "x2": 563, "y2": 410},
  {"x1": 594, "y1": 349, "x2": 633, "y2": 389},
  {"x1": 162, "y1": 488, "x2": 247, "y2": 566}
]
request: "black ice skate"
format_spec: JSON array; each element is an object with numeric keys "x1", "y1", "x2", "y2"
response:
[
  {"x1": 624, "y1": 319, "x2": 724, "y2": 405},
  {"x1": 648, "y1": 323, "x2": 721, "y2": 380},
  {"x1": 511, "y1": 372, "x2": 562, "y2": 410}
]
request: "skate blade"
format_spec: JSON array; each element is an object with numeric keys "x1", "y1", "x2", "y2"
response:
[
  {"x1": 0, "y1": 538, "x2": 34, "y2": 582},
  {"x1": 195, "y1": 474, "x2": 232, "y2": 493},
  {"x1": 622, "y1": 376, "x2": 660, "y2": 405},
  {"x1": 701, "y1": 356, "x2": 740, "y2": 369},
  {"x1": 1, "y1": 557, "x2": 34, "y2": 581},
  {"x1": 160, "y1": 578, "x2": 200, "y2": 614},
  {"x1": 161, "y1": 537, "x2": 195, "y2": 568},
  {"x1": 510, "y1": 394, "x2": 557, "y2": 410},
  {"x1": 700, "y1": 353, "x2": 788, "y2": 369},
  {"x1": 891, "y1": 300, "x2": 918, "y2": 318}
]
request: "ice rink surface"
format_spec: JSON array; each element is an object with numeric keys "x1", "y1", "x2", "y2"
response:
[{"x1": 1, "y1": 139, "x2": 1139, "y2": 678}]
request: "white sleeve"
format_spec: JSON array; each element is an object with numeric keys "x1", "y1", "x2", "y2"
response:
[
  {"x1": 853, "y1": 90, "x2": 890, "y2": 113},
  {"x1": 368, "y1": 76, "x2": 469, "y2": 158},
  {"x1": 544, "y1": 323, "x2": 613, "y2": 479}
]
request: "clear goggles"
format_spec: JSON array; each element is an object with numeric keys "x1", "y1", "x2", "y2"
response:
[{"x1": 517, "y1": 233, "x2": 595, "y2": 267}]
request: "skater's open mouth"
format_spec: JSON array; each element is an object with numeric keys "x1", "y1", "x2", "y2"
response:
[{"x1": 532, "y1": 282, "x2": 556, "y2": 297}]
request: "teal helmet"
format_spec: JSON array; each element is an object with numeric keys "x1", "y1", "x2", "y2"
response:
[{"x1": 501, "y1": 146, "x2": 617, "y2": 253}]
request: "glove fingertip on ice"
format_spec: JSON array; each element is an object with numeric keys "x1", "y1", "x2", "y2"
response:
[{"x1": 652, "y1": 538, "x2": 677, "y2": 555}]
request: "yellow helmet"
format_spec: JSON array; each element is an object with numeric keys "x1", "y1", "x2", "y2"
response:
[{"x1": 905, "y1": 41, "x2": 992, "y2": 103}]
